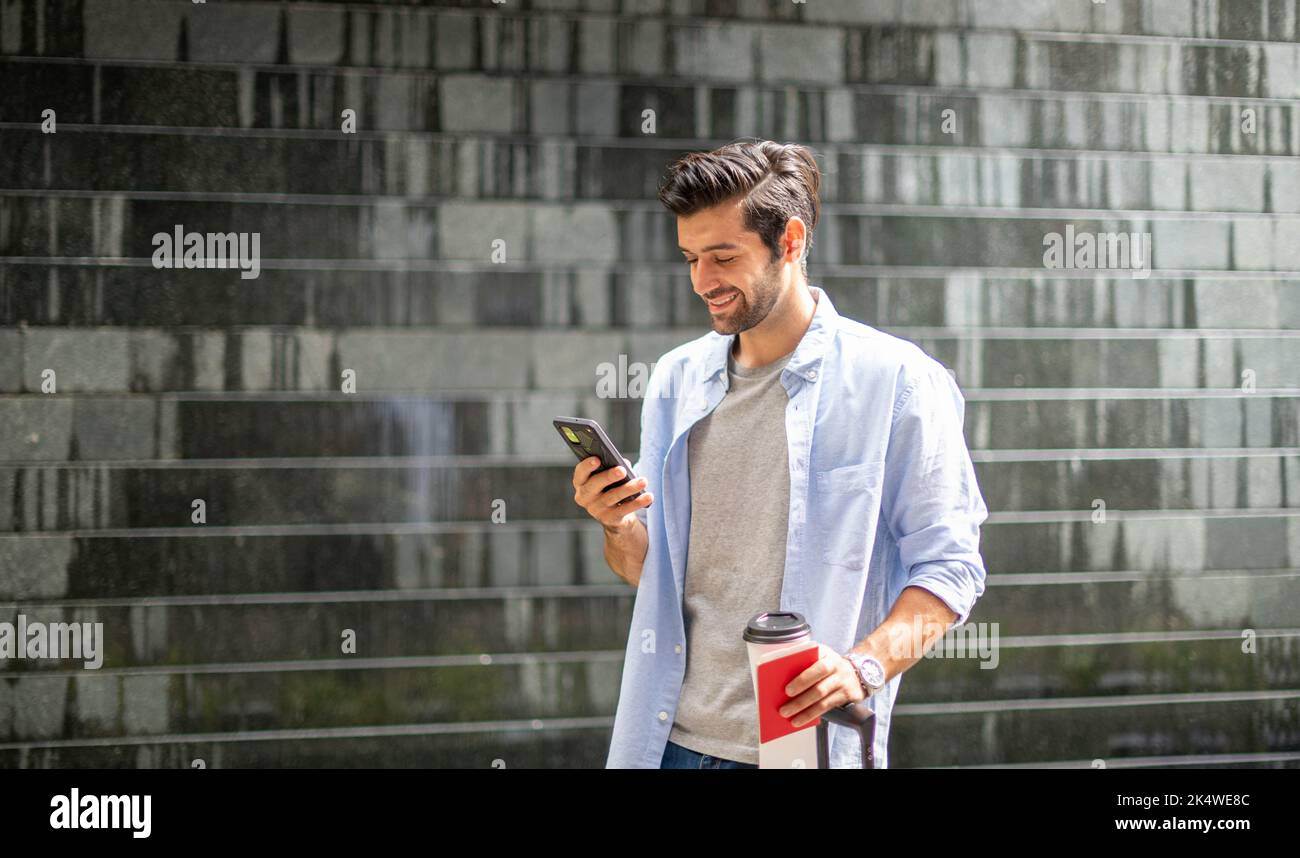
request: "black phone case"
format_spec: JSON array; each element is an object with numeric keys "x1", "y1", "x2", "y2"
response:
[{"x1": 553, "y1": 417, "x2": 643, "y2": 502}]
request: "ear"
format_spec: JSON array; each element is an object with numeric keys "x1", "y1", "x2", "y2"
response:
[{"x1": 784, "y1": 216, "x2": 808, "y2": 261}]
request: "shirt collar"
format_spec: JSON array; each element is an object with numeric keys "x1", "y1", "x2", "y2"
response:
[{"x1": 700, "y1": 284, "x2": 838, "y2": 384}]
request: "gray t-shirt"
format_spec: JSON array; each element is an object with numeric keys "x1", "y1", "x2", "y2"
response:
[{"x1": 668, "y1": 342, "x2": 795, "y2": 763}]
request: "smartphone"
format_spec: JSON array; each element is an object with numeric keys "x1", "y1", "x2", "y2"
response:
[{"x1": 553, "y1": 417, "x2": 643, "y2": 503}]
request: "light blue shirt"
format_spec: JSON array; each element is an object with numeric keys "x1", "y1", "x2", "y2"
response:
[{"x1": 606, "y1": 284, "x2": 989, "y2": 768}]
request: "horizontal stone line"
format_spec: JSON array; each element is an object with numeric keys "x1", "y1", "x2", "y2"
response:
[
  {"x1": 7, "y1": 188, "x2": 1300, "y2": 223},
  {"x1": 942, "y1": 750, "x2": 1300, "y2": 768},
  {"x1": 0, "y1": 715, "x2": 617, "y2": 752},
  {"x1": 972, "y1": 448, "x2": 1300, "y2": 462},
  {"x1": 5, "y1": 324, "x2": 1300, "y2": 340},
  {"x1": 1, "y1": 631, "x2": 1292, "y2": 679},
  {"x1": 4, "y1": 52, "x2": 1300, "y2": 106},
  {"x1": 0, "y1": 522, "x2": 594, "y2": 538},
  {"x1": 2, "y1": 122, "x2": 1295, "y2": 166},
  {"x1": 0, "y1": 585, "x2": 635, "y2": 609},
  {"x1": 989, "y1": 569, "x2": 1300, "y2": 586},
  {"x1": 0, "y1": 456, "x2": 566, "y2": 469},
  {"x1": 3, "y1": 730, "x2": 1292, "y2": 761},
  {"x1": 0, "y1": 323, "x2": 1268, "y2": 338},
  {"x1": 1, "y1": 389, "x2": 1294, "y2": 403},
  {"x1": 0, "y1": 508, "x2": 1296, "y2": 539},
  {"x1": 0, "y1": 650, "x2": 628, "y2": 679},
  {"x1": 3, "y1": 0, "x2": 1292, "y2": 54},
  {"x1": 965, "y1": 388, "x2": 1300, "y2": 400},
  {"x1": 0, "y1": 690, "x2": 1292, "y2": 752},
  {"x1": 896, "y1": 688, "x2": 1300, "y2": 716},
  {"x1": 146, "y1": 0, "x2": 1300, "y2": 53},
  {"x1": 3, "y1": 572, "x2": 1293, "y2": 608},
  {"x1": 6, "y1": 256, "x2": 1300, "y2": 280},
  {"x1": 983, "y1": 508, "x2": 1300, "y2": 524},
  {"x1": 995, "y1": 629, "x2": 1300, "y2": 648},
  {"x1": 1020, "y1": 27, "x2": 1300, "y2": 50},
  {"x1": 0, "y1": 448, "x2": 1295, "y2": 469},
  {"x1": 891, "y1": 328, "x2": 1300, "y2": 339}
]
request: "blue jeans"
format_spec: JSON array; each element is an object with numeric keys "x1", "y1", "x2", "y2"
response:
[{"x1": 660, "y1": 739, "x2": 758, "y2": 769}]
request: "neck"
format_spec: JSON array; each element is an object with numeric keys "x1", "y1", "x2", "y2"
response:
[{"x1": 732, "y1": 276, "x2": 817, "y2": 368}]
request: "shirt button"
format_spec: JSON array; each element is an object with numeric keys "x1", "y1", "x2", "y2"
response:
[
  {"x1": 808, "y1": 369, "x2": 817, "y2": 379},
  {"x1": 658, "y1": 711, "x2": 668, "y2": 721},
  {"x1": 674, "y1": 644, "x2": 682, "y2": 653}
]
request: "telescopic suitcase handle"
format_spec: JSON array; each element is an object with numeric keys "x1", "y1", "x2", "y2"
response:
[{"x1": 815, "y1": 700, "x2": 875, "y2": 768}]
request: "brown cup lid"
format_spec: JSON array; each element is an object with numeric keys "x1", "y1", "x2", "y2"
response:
[{"x1": 743, "y1": 611, "x2": 810, "y2": 644}]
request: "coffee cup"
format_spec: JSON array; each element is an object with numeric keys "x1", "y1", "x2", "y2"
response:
[{"x1": 743, "y1": 611, "x2": 821, "y2": 768}]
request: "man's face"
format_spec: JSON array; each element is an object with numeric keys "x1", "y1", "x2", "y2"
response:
[{"x1": 677, "y1": 198, "x2": 788, "y2": 335}]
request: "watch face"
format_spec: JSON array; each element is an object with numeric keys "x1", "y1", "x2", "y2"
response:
[{"x1": 860, "y1": 657, "x2": 885, "y2": 687}]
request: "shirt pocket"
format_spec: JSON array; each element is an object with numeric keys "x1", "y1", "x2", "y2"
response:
[{"x1": 815, "y1": 460, "x2": 886, "y2": 570}]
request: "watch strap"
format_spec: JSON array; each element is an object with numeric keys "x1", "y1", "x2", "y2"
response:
[{"x1": 845, "y1": 651, "x2": 872, "y2": 697}]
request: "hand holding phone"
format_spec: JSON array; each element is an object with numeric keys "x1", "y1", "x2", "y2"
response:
[{"x1": 555, "y1": 417, "x2": 653, "y2": 531}]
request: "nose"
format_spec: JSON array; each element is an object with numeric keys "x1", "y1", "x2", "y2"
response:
[{"x1": 692, "y1": 263, "x2": 726, "y2": 299}]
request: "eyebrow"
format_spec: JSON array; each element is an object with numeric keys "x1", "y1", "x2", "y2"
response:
[{"x1": 679, "y1": 243, "x2": 743, "y2": 254}]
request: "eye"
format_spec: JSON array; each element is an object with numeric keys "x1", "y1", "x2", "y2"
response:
[{"x1": 716, "y1": 256, "x2": 736, "y2": 264}]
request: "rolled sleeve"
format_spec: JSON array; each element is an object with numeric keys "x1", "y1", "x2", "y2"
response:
[{"x1": 881, "y1": 361, "x2": 989, "y2": 628}]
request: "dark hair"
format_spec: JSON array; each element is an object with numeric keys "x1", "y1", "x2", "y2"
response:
[{"x1": 657, "y1": 139, "x2": 822, "y2": 276}]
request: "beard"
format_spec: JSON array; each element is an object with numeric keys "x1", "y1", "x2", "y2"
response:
[{"x1": 707, "y1": 255, "x2": 784, "y2": 335}]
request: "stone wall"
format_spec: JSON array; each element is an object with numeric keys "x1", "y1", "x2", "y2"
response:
[{"x1": 1, "y1": 0, "x2": 1297, "y2": 767}]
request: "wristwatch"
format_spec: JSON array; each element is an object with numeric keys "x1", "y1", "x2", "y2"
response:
[{"x1": 844, "y1": 651, "x2": 886, "y2": 699}]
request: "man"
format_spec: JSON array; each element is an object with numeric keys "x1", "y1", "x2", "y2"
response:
[{"x1": 571, "y1": 139, "x2": 988, "y2": 768}]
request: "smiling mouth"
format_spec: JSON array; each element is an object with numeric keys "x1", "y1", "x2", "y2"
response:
[{"x1": 707, "y1": 291, "x2": 739, "y2": 310}]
